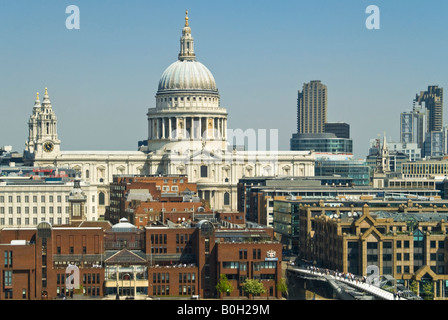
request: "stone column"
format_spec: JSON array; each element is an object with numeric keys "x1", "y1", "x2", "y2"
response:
[
  {"x1": 168, "y1": 117, "x2": 172, "y2": 139},
  {"x1": 223, "y1": 119, "x2": 227, "y2": 139}
]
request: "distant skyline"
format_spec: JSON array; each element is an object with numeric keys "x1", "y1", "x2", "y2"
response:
[{"x1": 1, "y1": 0, "x2": 447, "y2": 159}]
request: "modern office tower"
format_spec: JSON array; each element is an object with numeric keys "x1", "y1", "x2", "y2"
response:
[
  {"x1": 424, "y1": 130, "x2": 446, "y2": 158},
  {"x1": 415, "y1": 85, "x2": 443, "y2": 132},
  {"x1": 297, "y1": 80, "x2": 327, "y2": 134},
  {"x1": 400, "y1": 102, "x2": 428, "y2": 149},
  {"x1": 324, "y1": 122, "x2": 350, "y2": 139}
]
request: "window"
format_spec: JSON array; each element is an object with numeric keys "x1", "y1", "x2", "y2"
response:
[
  {"x1": 99, "y1": 192, "x2": 105, "y2": 206},
  {"x1": 224, "y1": 192, "x2": 230, "y2": 206},
  {"x1": 4, "y1": 270, "x2": 12, "y2": 286},
  {"x1": 367, "y1": 242, "x2": 378, "y2": 249},
  {"x1": 4, "y1": 251, "x2": 12, "y2": 267},
  {"x1": 200, "y1": 165, "x2": 208, "y2": 178}
]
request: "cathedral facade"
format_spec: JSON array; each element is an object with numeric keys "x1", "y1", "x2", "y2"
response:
[{"x1": 24, "y1": 12, "x2": 315, "y2": 219}]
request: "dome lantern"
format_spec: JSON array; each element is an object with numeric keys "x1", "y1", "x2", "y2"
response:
[{"x1": 178, "y1": 9, "x2": 196, "y2": 62}]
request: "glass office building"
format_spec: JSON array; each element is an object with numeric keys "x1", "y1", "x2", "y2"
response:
[
  {"x1": 290, "y1": 133, "x2": 353, "y2": 154},
  {"x1": 315, "y1": 159, "x2": 370, "y2": 186}
]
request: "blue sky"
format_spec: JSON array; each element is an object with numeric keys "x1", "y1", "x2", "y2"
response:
[{"x1": 0, "y1": 0, "x2": 447, "y2": 158}]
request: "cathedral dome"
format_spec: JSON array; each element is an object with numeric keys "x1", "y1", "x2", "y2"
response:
[
  {"x1": 156, "y1": 10, "x2": 218, "y2": 95},
  {"x1": 158, "y1": 60, "x2": 217, "y2": 92}
]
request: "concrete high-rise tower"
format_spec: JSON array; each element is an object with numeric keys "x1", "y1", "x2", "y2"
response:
[
  {"x1": 297, "y1": 80, "x2": 327, "y2": 134},
  {"x1": 415, "y1": 85, "x2": 443, "y2": 132}
]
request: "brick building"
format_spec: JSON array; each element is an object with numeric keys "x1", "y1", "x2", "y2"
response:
[
  {"x1": 0, "y1": 215, "x2": 282, "y2": 300},
  {"x1": 0, "y1": 220, "x2": 111, "y2": 300},
  {"x1": 106, "y1": 175, "x2": 198, "y2": 224}
]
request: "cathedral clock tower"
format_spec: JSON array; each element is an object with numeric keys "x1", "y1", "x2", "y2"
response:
[{"x1": 25, "y1": 88, "x2": 61, "y2": 161}]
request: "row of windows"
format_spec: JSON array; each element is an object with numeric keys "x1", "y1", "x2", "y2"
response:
[
  {"x1": 0, "y1": 217, "x2": 70, "y2": 226},
  {"x1": 56, "y1": 273, "x2": 101, "y2": 285},
  {"x1": 57, "y1": 286, "x2": 101, "y2": 297},
  {"x1": 151, "y1": 284, "x2": 196, "y2": 296},
  {"x1": 158, "y1": 96, "x2": 217, "y2": 102},
  {"x1": 349, "y1": 240, "x2": 445, "y2": 249},
  {"x1": 149, "y1": 246, "x2": 193, "y2": 254},
  {"x1": 0, "y1": 195, "x2": 69, "y2": 203},
  {"x1": 151, "y1": 272, "x2": 196, "y2": 284},
  {"x1": 239, "y1": 249, "x2": 262, "y2": 260},
  {"x1": 0, "y1": 206, "x2": 69, "y2": 214},
  {"x1": 143, "y1": 207, "x2": 191, "y2": 213},
  {"x1": 350, "y1": 252, "x2": 445, "y2": 262}
]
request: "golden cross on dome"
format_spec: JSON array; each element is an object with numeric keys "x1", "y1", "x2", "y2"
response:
[
  {"x1": 185, "y1": 10, "x2": 189, "y2": 26},
  {"x1": 36, "y1": 92, "x2": 39, "y2": 100},
  {"x1": 45, "y1": 87, "x2": 48, "y2": 95}
]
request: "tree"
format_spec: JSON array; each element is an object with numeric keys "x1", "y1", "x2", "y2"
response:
[
  {"x1": 422, "y1": 281, "x2": 434, "y2": 300},
  {"x1": 242, "y1": 278, "x2": 266, "y2": 300},
  {"x1": 409, "y1": 280, "x2": 418, "y2": 295},
  {"x1": 276, "y1": 278, "x2": 288, "y2": 298},
  {"x1": 216, "y1": 274, "x2": 234, "y2": 299}
]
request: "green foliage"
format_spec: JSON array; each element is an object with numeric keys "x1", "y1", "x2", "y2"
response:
[
  {"x1": 422, "y1": 282, "x2": 434, "y2": 300},
  {"x1": 242, "y1": 278, "x2": 266, "y2": 299},
  {"x1": 276, "y1": 278, "x2": 288, "y2": 294},
  {"x1": 409, "y1": 280, "x2": 418, "y2": 295},
  {"x1": 215, "y1": 274, "x2": 234, "y2": 297}
]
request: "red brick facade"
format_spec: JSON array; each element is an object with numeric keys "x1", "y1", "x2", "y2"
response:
[{"x1": 0, "y1": 218, "x2": 282, "y2": 300}]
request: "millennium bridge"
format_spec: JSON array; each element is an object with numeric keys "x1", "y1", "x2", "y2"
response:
[{"x1": 286, "y1": 264, "x2": 421, "y2": 300}]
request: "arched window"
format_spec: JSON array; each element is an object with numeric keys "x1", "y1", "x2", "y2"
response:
[
  {"x1": 86, "y1": 170, "x2": 90, "y2": 179},
  {"x1": 98, "y1": 192, "x2": 105, "y2": 206},
  {"x1": 224, "y1": 192, "x2": 230, "y2": 206}
]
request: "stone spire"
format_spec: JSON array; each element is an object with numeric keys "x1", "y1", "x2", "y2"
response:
[
  {"x1": 33, "y1": 91, "x2": 41, "y2": 111},
  {"x1": 178, "y1": 10, "x2": 196, "y2": 61},
  {"x1": 375, "y1": 132, "x2": 390, "y2": 174},
  {"x1": 42, "y1": 87, "x2": 52, "y2": 109}
]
